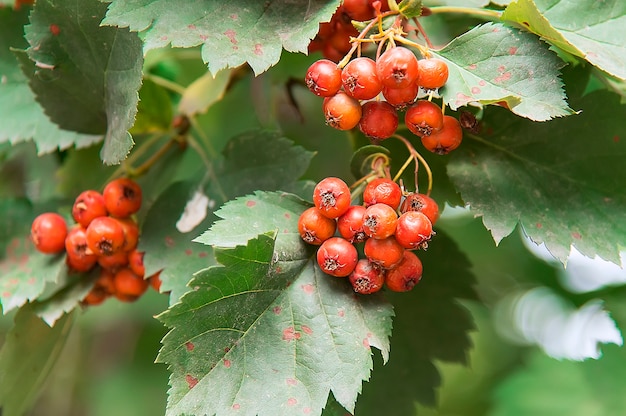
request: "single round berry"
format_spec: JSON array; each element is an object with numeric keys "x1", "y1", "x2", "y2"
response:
[
  {"x1": 395, "y1": 211, "x2": 434, "y2": 249},
  {"x1": 359, "y1": 101, "x2": 398, "y2": 140},
  {"x1": 337, "y1": 205, "x2": 368, "y2": 243},
  {"x1": 82, "y1": 287, "x2": 108, "y2": 306},
  {"x1": 117, "y1": 217, "x2": 139, "y2": 252},
  {"x1": 400, "y1": 193, "x2": 439, "y2": 225},
  {"x1": 363, "y1": 178, "x2": 402, "y2": 209},
  {"x1": 421, "y1": 115, "x2": 463, "y2": 154},
  {"x1": 382, "y1": 83, "x2": 418, "y2": 108},
  {"x1": 385, "y1": 250, "x2": 423, "y2": 292},
  {"x1": 305, "y1": 59, "x2": 342, "y2": 97},
  {"x1": 128, "y1": 249, "x2": 145, "y2": 277},
  {"x1": 364, "y1": 236, "x2": 404, "y2": 269},
  {"x1": 103, "y1": 178, "x2": 142, "y2": 218},
  {"x1": 363, "y1": 203, "x2": 398, "y2": 239},
  {"x1": 65, "y1": 225, "x2": 97, "y2": 272},
  {"x1": 342, "y1": 0, "x2": 377, "y2": 21},
  {"x1": 97, "y1": 250, "x2": 129, "y2": 271},
  {"x1": 405, "y1": 100, "x2": 444, "y2": 138},
  {"x1": 85, "y1": 216, "x2": 126, "y2": 257},
  {"x1": 341, "y1": 57, "x2": 382, "y2": 100},
  {"x1": 298, "y1": 207, "x2": 337, "y2": 245},
  {"x1": 316, "y1": 237, "x2": 358, "y2": 277},
  {"x1": 72, "y1": 190, "x2": 107, "y2": 228},
  {"x1": 349, "y1": 259, "x2": 385, "y2": 294},
  {"x1": 323, "y1": 92, "x2": 362, "y2": 130},
  {"x1": 95, "y1": 268, "x2": 116, "y2": 295},
  {"x1": 313, "y1": 177, "x2": 351, "y2": 219},
  {"x1": 31, "y1": 212, "x2": 68, "y2": 254},
  {"x1": 417, "y1": 58, "x2": 449, "y2": 90},
  {"x1": 113, "y1": 267, "x2": 149, "y2": 302},
  {"x1": 376, "y1": 46, "x2": 419, "y2": 89}
]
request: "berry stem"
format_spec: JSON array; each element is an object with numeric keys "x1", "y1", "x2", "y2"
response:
[
  {"x1": 143, "y1": 73, "x2": 186, "y2": 95},
  {"x1": 428, "y1": 6, "x2": 502, "y2": 20},
  {"x1": 393, "y1": 134, "x2": 434, "y2": 195},
  {"x1": 412, "y1": 18, "x2": 434, "y2": 50},
  {"x1": 130, "y1": 138, "x2": 179, "y2": 177}
]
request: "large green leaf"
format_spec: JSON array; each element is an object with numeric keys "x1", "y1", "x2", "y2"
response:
[
  {"x1": 0, "y1": 8, "x2": 100, "y2": 154},
  {"x1": 448, "y1": 90, "x2": 626, "y2": 264},
  {"x1": 502, "y1": 0, "x2": 626, "y2": 81},
  {"x1": 101, "y1": 0, "x2": 339, "y2": 75},
  {"x1": 18, "y1": 0, "x2": 143, "y2": 164},
  {"x1": 435, "y1": 22, "x2": 575, "y2": 121},
  {"x1": 0, "y1": 306, "x2": 74, "y2": 416},
  {"x1": 158, "y1": 228, "x2": 393, "y2": 416}
]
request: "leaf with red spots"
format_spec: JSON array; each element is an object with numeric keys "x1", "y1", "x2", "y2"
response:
[
  {"x1": 448, "y1": 90, "x2": 626, "y2": 264},
  {"x1": 502, "y1": 0, "x2": 626, "y2": 81},
  {"x1": 15, "y1": 0, "x2": 143, "y2": 165},
  {"x1": 101, "y1": 0, "x2": 339, "y2": 75},
  {"x1": 434, "y1": 22, "x2": 575, "y2": 121},
  {"x1": 0, "y1": 7, "x2": 100, "y2": 154},
  {"x1": 158, "y1": 197, "x2": 393, "y2": 416},
  {"x1": 0, "y1": 305, "x2": 74, "y2": 416}
]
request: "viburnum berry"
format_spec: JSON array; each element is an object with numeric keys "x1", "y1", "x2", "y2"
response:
[
  {"x1": 323, "y1": 92, "x2": 362, "y2": 131},
  {"x1": 65, "y1": 225, "x2": 97, "y2": 272},
  {"x1": 85, "y1": 216, "x2": 126, "y2": 257},
  {"x1": 316, "y1": 237, "x2": 359, "y2": 277},
  {"x1": 298, "y1": 207, "x2": 337, "y2": 245},
  {"x1": 31, "y1": 212, "x2": 68, "y2": 254},
  {"x1": 103, "y1": 178, "x2": 142, "y2": 218},
  {"x1": 395, "y1": 211, "x2": 434, "y2": 249},
  {"x1": 405, "y1": 100, "x2": 444, "y2": 138},
  {"x1": 349, "y1": 259, "x2": 385, "y2": 294},
  {"x1": 417, "y1": 58, "x2": 449, "y2": 90},
  {"x1": 364, "y1": 235, "x2": 404, "y2": 269},
  {"x1": 72, "y1": 190, "x2": 107, "y2": 228},
  {"x1": 382, "y1": 83, "x2": 418, "y2": 109},
  {"x1": 400, "y1": 193, "x2": 440, "y2": 225},
  {"x1": 305, "y1": 59, "x2": 342, "y2": 97},
  {"x1": 313, "y1": 177, "x2": 351, "y2": 219},
  {"x1": 341, "y1": 57, "x2": 382, "y2": 100},
  {"x1": 113, "y1": 267, "x2": 149, "y2": 302},
  {"x1": 363, "y1": 203, "x2": 398, "y2": 239},
  {"x1": 337, "y1": 205, "x2": 368, "y2": 243},
  {"x1": 363, "y1": 178, "x2": 402, "y2": 209},
  {"x1": 376, "y1": 46, "x2": 419, "y2": 89},
  {"x1": 385, "y1": 250, "x2": 423, "y2": 292},
  {"x1": 359, "y1": 101, "x2": 398, "y2": 140},
  {"x1": 421, "y1": 115, "x2": 463, "y2": 154}
]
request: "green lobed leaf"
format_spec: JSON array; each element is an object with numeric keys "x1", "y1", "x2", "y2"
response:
[
  {"x1": 398, "y1": 0, "x2": 423, "y2": 18},
  {"x1": 102, "y1": 0, "x2": 340, "y2": 75},
  {"x1": 158, "y1": 229, "x2": 393, "y2": 416},
  {"x1": 447, "y1": 90, "x2": 626, "y2": 264},
  {"x1": 19, "y1": 0, "x2": 143, "y2": 164},
  {"x1": 0, "y1": 306, "x2": 74, "y2": 416},
  {"x1": 435, "y1": 22, "x2": 575, "y2": 121},
  {"x1": 0, "y1": 8, "x2": 100, "y2": 154},
  {"x1": 502, "y1": 0, "x2": 626, "y2": 81},
  {"x1": 356, "y1": 231, "x2": 477, "y2": 414}
]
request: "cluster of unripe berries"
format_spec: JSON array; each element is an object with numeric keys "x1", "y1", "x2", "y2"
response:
[
  {"x1": 29, "y1": 178, "x2": 162, "y2": 306},
  {"x1": 298, "y1": 176, "x2": 439, "y2": 294},
  {"x1": 305, "y1": 46, "x2": 463, "y2": 155}
]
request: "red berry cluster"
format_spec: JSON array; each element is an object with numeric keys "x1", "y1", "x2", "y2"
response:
[
  {"x1": 308, "y1": 1, "x2": 390, "y2": 62},
  {"x1": 29, "y1": 178, "x2": 162, "y2": 306},
  {"x1": 298, "y1": 177, "x2": 439, "y2": 294}
]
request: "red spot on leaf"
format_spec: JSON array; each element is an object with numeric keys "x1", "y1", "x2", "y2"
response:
[
  {"x1": 455, "y1": 92, "x2": 473, "y2": 107},
  {"x1": 8, "y1": 278, "x2": 18, "y2": 285},
  {"x1": 587, "y1": 51, "x2": 598, "y2": 58},
  {"x1": 246, "y1": 200, "x2": 256, "y2": 207},
  {"x1": 301, "y1": 325, "x2": 313, "y2": 335},
  {"x1": 284, "y1": 213, "x2": 291, "y2": 219},
  {"x1": 49, "y1": 24, "x2": 60, "y2": 36},
  {"x1": 164, "y1": 236, "x2": 175, "y2": 247},
  {"x1": 468, "y1": 64, "x2": 477, "y2": 70},
  {"x1": 494, "y1": 72, "x2": 512, "y2": 83},
  {"x1": 254, "y1": 43, "x2": 263, "y2": 56},
  {"x1": 471, "y1": 86, "x2": 481, "y2": 94},
  {"x1": 185, "y1": 249, "x2": 193, "y2": 256},
  {"x1": 283, "y1": 327, "x2": 301, "y2": 341},
  {"x1": 508, "y1": 46, "x2": 518, "y2": 55},
  {"x1": 338, "y1": 308, "x2": 345, "y2": 317},
  {"x1": 200, "y1": 34, "x2": 208, "y2": 41},
  {"x1": 479, "y1": 80, "x2": 486, "y2": 86},
  {"x1": 572, "y1": 232, "x2": 582, "y2": 240},
  {"x1": 232, "y1": 403, "x2": 241, "y2": 410},
  {"x1": 198, "y1": 251, "x2": 208, "y2": 258},
  {"x1": 230, "y1": 14, "x2": 239, "y2": 20},
  {"x1": 273, "y1": 306, "x2": 282, "y2": 315},
  {"x1": 188, "y1": 24, "x2": 196, "y2": 30},
  {"x1": 363, "y1": 338, "x2": 370, "y2": 349},
  {"x1": 613, "y1": 135, "x2": 620, "y2": 143},
  {"x1": 185, "y1": 342, "x2": 195, "y2": 351},
  {"x1": 224, "y1": 347, "x2": 230, "y2": 353},
  {"x1": 185, "y1": 374, "x2": 198, "y2": 389},
  {"x1": 301, "y1": 284, "x2": 314, "y2": 294},
  {"x1": 286, "y1": 378, "x2": 298, "y2": 386},
  {"x1": 224, "y1": 359, "x2": 231, "y2": 368},
  {"x1": 493, "y1": 27, "x2": 500, "y2": 32},
  {"x1": 536, "y1": 223, "x2": 543, "y2": 229},
  {"x1": 224, "y1": 29, "x2": 238, "y2": 45},
  {"x1": 161, "y1": 35, "x2": 168, "y2": 41},
  {"x1": 27, "y1": 277, "x2": 35, "y2": 285},
  {"x1": 275, "y1": 266, "x2": 282, "y2": 273},
  {"x1": 303, "y1": 408, "x2": 312, "y2": 414},
  {"x1": 497, "y1": 65, "x2": 506, "y2": 73},
  {"x1": 2, "y1": 291, "x2": 11, "y2": 298},
  {"x1": 287, "y1": 398, "x2": 298, "y2": 406}
]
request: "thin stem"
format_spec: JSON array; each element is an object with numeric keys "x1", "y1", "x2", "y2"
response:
[
  {"x1": 393, "y1": 154, "x2": 415, "y2": 183},
  {"x1": 130, "y1": 139, "x2": 178, "y2": 177},
  {"x1": 188, "y1": 116, "x2": 218, "y2": 159},
  {"x1": 393, "y1": 134, "x2": 434, "y2": 195},
  {"x1": 144, "y1": 73, "x2": 186, "y2": 95},
  {"x1": 413, "y1": 17, "x2": 434, "y2": 50},
  {"x1": 337, "y1": 10, "x2": 399, "y2": 68},
  {"x1": 428, "y1": 6, "x2": 502, "y2": 20},
  {"x1": 104, "y1": 132, "x2": 165, "y2": 182},
  {"x1": 186, "y1": 135, "x2": 229, "y2": 202}
]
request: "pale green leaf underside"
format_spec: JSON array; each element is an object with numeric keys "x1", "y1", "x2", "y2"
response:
[
  {"x1": 436, "y1": 22, "x2": 574, "y2": 121},
  {"x1": 101, "y1": 0, "x2": 339, "y2": 75},
  {"x1": 502, "y1": 0, "x2": 626, "y2": 81}
]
